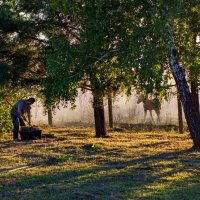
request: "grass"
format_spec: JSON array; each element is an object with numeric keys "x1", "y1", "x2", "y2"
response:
[{"x1": 0, "y1": 126, "x2": 200, "y2": 200}]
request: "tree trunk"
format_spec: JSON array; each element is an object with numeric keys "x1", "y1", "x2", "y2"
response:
[
  {"x1": 93, "y1": 94, "x2": 107, "y2": 137},
  {"x1": 170, "y1": 43, "x2": 200, "y2": 147},
  {"x1": 108, "y1": 91, "x2": 114, "y2": 128},
  {"x1": 190, "y1": 34, "x2": 200, "y2": 121},
  {"x1": 177, "y1": 90, "x2": 183, "y2": 134},
  {"x1": 47, "y1": 108, "x2": 53, "y2": 126},
  {"x1": 191, "y1": 81, "x2": 200, "y2": 121}
]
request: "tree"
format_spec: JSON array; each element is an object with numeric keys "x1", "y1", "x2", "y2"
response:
[
  {"x1": 0, "y1": 0, "x2": 47, "y2": 88},
  {"x1": 107, "y1": 89, "x2": 114, "y2": 128},
  {"x1": 185, "y1": 5, "x2": 200, "y2": 121},
  {"x1": 47, "y1": 108, "x2": 53, "y2": 126},
  {"x1": 42, "y1": 0, "x2": 134, "y2": 137},
  {"x1": 127, "y1": 0, "x2": 200, "y2": 147},
  {"x1": 177, "y1": 89, "x2": 183, "y2": 134},
  {"x1": 167, "y1": 1, "x2": 200, "y2": 147},
  {"x1": 18, "y1": 0, "x2": 172, "y2": 136},
  {"x1": 0, "y1": 3, "x2": 28, "y2": 85}
]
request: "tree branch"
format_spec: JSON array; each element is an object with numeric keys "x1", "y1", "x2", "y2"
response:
[
  {"x1": 25, "y1": 35, "x2": 49, "y2": 44},
  {"x1": 94, "y1": 48, "x2": 121, "y2": 65}
]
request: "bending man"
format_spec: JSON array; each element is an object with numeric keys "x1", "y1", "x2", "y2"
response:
[{"x1": 11, "y1": 97, "x2": 35, "y2": 141}]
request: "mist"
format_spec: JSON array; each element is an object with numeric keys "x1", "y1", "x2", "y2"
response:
[{"x1": 30, "y1": 87, "x2": 190, "y2": 126}]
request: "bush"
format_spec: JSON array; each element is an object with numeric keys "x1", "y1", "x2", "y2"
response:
[
  {"x1": 0, "y1": 88, "x2": 23, "y2": 136},
  {"x1": 0, "y1": 93, "x2": 13, "y2": 135}
]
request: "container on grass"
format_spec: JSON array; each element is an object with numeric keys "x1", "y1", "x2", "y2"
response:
[{"x1": 20, "y1": 126, "x2": 42, "y2": 140}]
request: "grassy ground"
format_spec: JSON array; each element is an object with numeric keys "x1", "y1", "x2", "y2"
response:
[{"x1": 0, "y1": 126, "x2": 200, "y2": 200}]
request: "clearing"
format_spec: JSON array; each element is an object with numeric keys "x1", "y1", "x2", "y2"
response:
[{"x1": 0, "y1": 126, "x2": 200, "y2": 200}]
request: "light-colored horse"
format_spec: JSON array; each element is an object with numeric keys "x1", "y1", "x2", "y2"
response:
[{"x1": 137, "y1": 95, "x2": 161, "y2": 123}]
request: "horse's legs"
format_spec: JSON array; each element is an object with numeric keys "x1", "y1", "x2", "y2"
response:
[
  {"x1": 150, "y1": 110, "x2": 155, "y2": 124},
  {"x1": 155, "y1": 110, "x2": 161, "y2": 123}
]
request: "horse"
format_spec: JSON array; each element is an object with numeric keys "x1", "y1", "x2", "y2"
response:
[{"x1": 137, "y1": 95, "x2": 161, "y2": 123}]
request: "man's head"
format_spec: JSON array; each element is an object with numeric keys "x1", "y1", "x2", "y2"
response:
[{"x1": 27, "y1": 97, "x2": 36, "y2": 105}]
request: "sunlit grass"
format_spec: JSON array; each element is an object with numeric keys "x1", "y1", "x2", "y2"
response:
[{"x1": 0, "y1": 126, "x2": 200, "y2": 199}]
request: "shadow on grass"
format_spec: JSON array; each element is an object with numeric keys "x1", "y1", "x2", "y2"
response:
[
  {"x1": 46, "y1": 130, "x2": 91, "y2": 140},
  {"x1": 137, "y1": 141, "x2": 171, "y2": 148},
  {"x1": 119, "y1": 123, "x2": 182, "y2": 132},
  {"x1": 1, "y1": 148, "x2": 200, "y2": 200},
  {"x1": 0, "y1": 140, "x2": 20, "y2": 149}
]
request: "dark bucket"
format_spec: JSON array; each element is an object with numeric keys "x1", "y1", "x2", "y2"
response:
[{"x1": 20, "y1": 127, "x2": 42, "y2": 140}]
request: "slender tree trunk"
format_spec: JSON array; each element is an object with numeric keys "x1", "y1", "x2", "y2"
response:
[
  {"x1": 93, "y1": 93, "x2": 107, "y2": 137},
  {"x1": 190, "y1": 34, "x2": 200, "y2": 121},
  {"x1": 177, "y1": 90, "x2": 183, "y2": 134},
  {"x1": 108, "y1": 91, "x2": 114, "y2": 128},
  {"x1": 47, "y1": 108, "x2": 53, "y2": 126},
  {"x1": 191, "y1": 81, "x2": 200, "y2": 121},
  {"x1": 170, "y1": 43, "x2": 200, "y2": 147}
]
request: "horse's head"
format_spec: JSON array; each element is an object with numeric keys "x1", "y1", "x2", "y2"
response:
[{"x1": 137, "y1": 94, "x2": 144, "y2": 104}]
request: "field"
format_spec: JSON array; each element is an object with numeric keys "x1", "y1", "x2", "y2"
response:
[{"x1": 0, "y1": 126, "x2": 200, "y2": 200}]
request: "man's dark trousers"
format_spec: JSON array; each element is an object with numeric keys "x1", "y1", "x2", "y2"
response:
[{"x1": 11, "y1": 114, "x2": 25, "y2": 139}]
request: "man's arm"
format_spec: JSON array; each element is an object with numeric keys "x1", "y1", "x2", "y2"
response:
[
  {"x1": 27, "y1": 106, "x2": 32, "y2": 126},
  {"x1": 16, "y1": 100, "x2": 28, "y2": 123},
  {"x1": 17, "y1": 101, "x2": 24, "y2": 118}
]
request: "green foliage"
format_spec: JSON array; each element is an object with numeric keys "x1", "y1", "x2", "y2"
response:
[
  {"x1": 0, "y1": 0, "x2": 199, "y2": 129},
  {"x1": 0, "y1": 94, "x2": 12, "y2": 135},
  {"x1": 42, "y1": 0, "x2": 135, "y2": 107},
  {"x1": 0, "y1": 87, "x2": 27, "y2": 135},
  {"x1": 0, "y1": 88, "x2": 13, "y2": 135},
  {"x1": 0, "y1": 1, "x2": 47, "y2": 89},
  {"x1": 125, "y1": 0, "x2": 200, "y2": 98}
]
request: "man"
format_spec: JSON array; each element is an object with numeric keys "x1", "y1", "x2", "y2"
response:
[{"x1": 11, "y1": 97, "x2": 35, "y2": 141}]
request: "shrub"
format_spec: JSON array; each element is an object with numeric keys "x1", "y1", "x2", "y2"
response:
[{"x1": 0, "y1": 92, "x2": 13, "y2": 135}]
